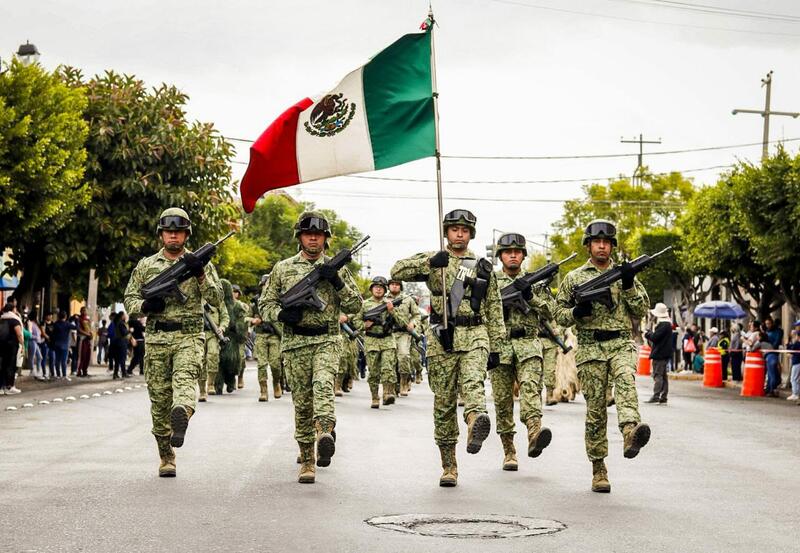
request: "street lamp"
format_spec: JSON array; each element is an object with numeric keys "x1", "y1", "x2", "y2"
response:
[{"x1": 16, "y1": 41, "x2": 40, "y2": 65}]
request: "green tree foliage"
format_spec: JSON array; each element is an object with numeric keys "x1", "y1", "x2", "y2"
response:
[
  {"x1": 214, "y1": 236, "x2": 270, "y2": 290},
  {"x1": 34, "y1": 68, "x2": 238, "y2": 305},
  {"x1": 551, "y1": 172, "x2": 696, "y2": 306},
  {"x1": 681, "y1": 151, "x2": 793, "y2": 318},
  {"x1": 0, "y1": 59, "x2": 89, "y2": 288}
]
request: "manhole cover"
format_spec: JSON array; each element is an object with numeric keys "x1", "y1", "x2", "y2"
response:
[{"x1": 365, "y1": 514, "x2": 566, "y2": 539}]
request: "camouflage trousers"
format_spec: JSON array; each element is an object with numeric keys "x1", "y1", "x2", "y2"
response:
[
  {"x1": 238, "y1": 342, "x2": 246, "y2": 376},
  {"x1": 283, "y1": 341, "x2": 338, "y2": 444},
  {"x1": 490, "y1": 356, "x2": 543, "y2": 435},
  {"x1": 411, "y1": 346, "x2": 424, "y2": 378},
  {"x1": 542, "y1": 344, "x2": 558, "y2": 392},
  {"x1": 393, "y1": 332, "x2": 412, "y2": 377},
  {"x1": 578, "y1": 339, "x2": 641, "y2": 461},
  {"x1": 255, "y1": 334, "x2": 282, "y2": 384},
  {"x1": 202, "y1": 331, "x2": 219, "y2": 384},
  {"x1": 337, "y1": 338, "x2": 354, "y2": 376},
  {"x1": 367, "y1": 349, "x2": 397, "y2": 388},
  {"x1": 145, "y1": 332, "x2": 204, "y2": 438},
  {"x1": 428, "y1": 348, "x2": 488, "y2": 446}
]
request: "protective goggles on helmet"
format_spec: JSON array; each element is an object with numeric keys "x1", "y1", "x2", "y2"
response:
[
  {"x1": 443, "y1": 209, "x2": 477, "y2": 225},
  {"x1": 586, "y1": 221, "x2": 616, "y2": 238},
  {"x1": 297, "y1": 216, "x2": 330, "y2": 234},
  {"x1": 159, "y1": 215, "x2": 191, "y2": 229},
  {"x1": 496, "y1": 233, "x2": 526, "y2": 249}
]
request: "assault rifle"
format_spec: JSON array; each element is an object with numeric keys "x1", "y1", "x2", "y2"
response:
[
  {"x1": 203, "y1": 303, "x2": 230, "y2": 345},
  {"x1": 279, "y1": 235, "x2": 370, "y2": 311},
  {"x1": 542, "y1": 320, "x2": 571, "y2": 354},
  {"x1": 362, "y1": 297, "x2": 403, "y2": 323},
  {"x1": 571, "y1": 247, "x2": 672, "y2": 309},
  {"x1": 142, "y1": 231, "x2": 236, "y2": 303},
  {"x1": 501, "y1": 253, "x2": 577, "y2": 314},
  {"x1": 340, "y1": 322, "x2": 365, "y2": 355},
  {"x1": 250, "y1": 297, "x2": 278, "y2": 335},
  {"x1": 408, "y1": 327, "x2": 426, "y2": 358}
]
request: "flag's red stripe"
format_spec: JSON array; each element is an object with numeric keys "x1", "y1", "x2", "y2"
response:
[{"x1": 240, "y1": 97, "x2": 314, "y2": 213}]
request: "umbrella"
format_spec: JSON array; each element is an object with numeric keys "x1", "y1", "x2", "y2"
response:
[{"x1": 693, "y1": 301, "x2": 747, "y2": 320}]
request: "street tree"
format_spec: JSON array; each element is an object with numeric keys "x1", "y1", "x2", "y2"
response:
[{"x1": 0, "y1": 59, "x2": 89, "y2": 297}]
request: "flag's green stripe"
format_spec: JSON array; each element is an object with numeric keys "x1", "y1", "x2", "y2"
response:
[{"x1": 363, "y1": 31, "x2": 435, "y2": 170}]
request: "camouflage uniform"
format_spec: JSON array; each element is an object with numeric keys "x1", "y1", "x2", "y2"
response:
[
  {"x1": 259, "y1": 252, "x2": 362, "y2": 445},
  {"x1": 387, "y1": 290, "x2": 421, "y2": 394},
  {"x1": 253, "y1": 300, "x2": 282, "y2": 400},
  {"x1": 124, "y1": 249, "x2": 222, "y2": 441},
  {"x1": 391, "y1": 249, "x2": 505, "y2": 447},
  {"x1": 203, "y1": 300, "x2": 229, "y2": 396},
  {"x1": 362, "y1": 296, "x2": 407, "y2": 404},
  {"x1": 554, "y1": 258, "x2": 649, "y2": 461},
  {"x1": 236, "y1": 298, "x2": 250, "y2": 384},
  {"x1": 492, "y1": 269, "x2": 553, "y2": 437},
  {"x1": 541, "y1": 319, "x2": 566, "y2": 404}
]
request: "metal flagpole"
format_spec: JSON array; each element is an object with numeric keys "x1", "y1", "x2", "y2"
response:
[{"x1": 429, "y1": 6, "x2": 448, "y2": 328}]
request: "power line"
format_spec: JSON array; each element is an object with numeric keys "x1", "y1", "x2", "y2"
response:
[
  {"x1": 628, "y1": 1, "x2": 800, "y2": 23},
  {"x1": 485, "y1": 0, "x2": 800, "y2": 38},
  {"x1": 608, "y1": 0, "x2": 800, "y2": 23},
  {"x1": 227, "y1": 137, "x2": 800, "y2": 161}
]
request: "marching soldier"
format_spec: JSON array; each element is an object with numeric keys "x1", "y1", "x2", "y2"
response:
[
  {"x1": 554, "y1": 219, "x2": 651, "y2": 493},
  {"x1": 252, "y1": 274, "x2": 283, "y2": 402},
  {"x1": 201, "y1": 296, "x2": 229, "y2": 400},
  {"x1": 362, "y1": 277, "x2": 405, "y2": 408},
  {"x1": 336, "y1": 312, "x2": 359, "y2": 396},
  {"x1": 491, "y1": 233, "x2": 553, "y2": 472},
  {"x1": 386, "y1": 278, "x2": 420, "y2": 396},
  {"x1": 392, "y1": 209, "x2": 505, "y2": 487},
  {"x1": 232, "y1": 285, "x2": 250, "y2": 389},
  {"x1": 541, "y1": 321, "x2": 564, "y2": 406},
  {"x1": 259, "y1": 211, "x2": 362, "y2": 484},
  {"x1": 124, "y1": 208, "x2": 223, "y2": 477}
]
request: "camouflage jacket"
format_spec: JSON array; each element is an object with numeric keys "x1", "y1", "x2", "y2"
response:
[
  {"x1": 203, "y1": 299, "x2": 230, "y2": 335},
  {"x1": 387, "y1": 292, "x2": 420, "y2": 335},
  {"x1": 554, "y1": 258, "x2": 648, "y2": 364},
  {"x1": 259, "y1": 252, "x2": 362, "y2": 351},
  {"x1": 495, "y1": 269, "x2": 553, "y2": 364},
  {"x1": 391, "y1": 248, "x2": 505, "y2": 356},
  {"x1": 361, "y1": 297, "x2": 397, "y2": 352},
  {"x1": 540, "y1": 320, "x2": 565, "y2": 351},
  {"x1": 250, "y1": 301, "x2": 280, "y2": 337},
  {"x1": 124, "y1": 248, "x2": 223, "y2": 343}
]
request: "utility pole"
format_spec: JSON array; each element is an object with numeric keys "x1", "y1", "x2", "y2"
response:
[
  {"x1": 733, "y1": 71, "x2": 799, "y2": 162},
  {"x1": 620, "y1": 134, "x2": 661, "y2": 186}
]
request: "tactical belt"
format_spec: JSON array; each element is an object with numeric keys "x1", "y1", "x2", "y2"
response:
[
  {"x1": 430, "y1": 313, "x2": 483, "y2": 327},
  {"x1": 151, "y1": 321, "x2": 183, "y2": 333},
  {"x1": 366, "y1": 329, "x2": 392, "y2": 338},
  {"x1": 291, "y1": 325, "x2": 329, "y2": 337},
  {"x1": 509, "y1": 328, "x2": 530, "y2": 339},
  {"x1": 579, "y1": 329, "x2": 622, "y2": 342}
]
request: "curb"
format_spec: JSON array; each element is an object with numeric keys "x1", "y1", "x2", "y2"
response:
[{"x1": 4, "y1": 384, "x2": 146, "y2": 412}]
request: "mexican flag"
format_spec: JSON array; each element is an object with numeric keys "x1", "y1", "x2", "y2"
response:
[{"x1": 240, "y1": 28, "x2": 435, "y2": 213}]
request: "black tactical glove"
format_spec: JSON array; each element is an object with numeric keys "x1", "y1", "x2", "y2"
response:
[
  {"x1": 572, "y1": 300, "x2": 593, "y2": 319},
  {"x1": 487, "y1": 352, "x2": 501, "y2": 370},
  {"x1": 277, "y1": 306, "x2": 303, "y2": 325},
  {"x1": 182, "y1": 252, "x2": 206, "y2": 278},
  {"x1": 319, "y1": 263, "x2": 345, "y2": 290},
  {"x1": 141, "y1": 297, "x2": 166, "y2": 314},
  {"x1": 620, "y1": 261, "x2": 636, "y2": 290},
  {"x1": 429, "y1": 250, "x2": 449, "y2": 269},
  {"x1": 512, "y1": 278, "x2": 534, "y2": 301}
]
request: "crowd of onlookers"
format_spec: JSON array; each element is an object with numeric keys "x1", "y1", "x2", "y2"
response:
[
  {"x1": 0, "y1": 297, "x2": 147, "y2": 395},
  {"x1": 643, "y1": 306, "x2": 800, "y2": 404}
]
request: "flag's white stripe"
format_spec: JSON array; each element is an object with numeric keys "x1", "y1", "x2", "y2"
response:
[{"x1": 296, "y1": 67, "x2": 375, "y2": 183}]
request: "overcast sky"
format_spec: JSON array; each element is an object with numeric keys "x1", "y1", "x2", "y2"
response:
[{"x1": 5, "y1": 0, "x2": 800, "y2": 277}]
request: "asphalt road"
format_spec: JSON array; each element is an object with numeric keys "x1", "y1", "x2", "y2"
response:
[{"x1": 1, "y1": 363, "x2": 798, "y2": 553}]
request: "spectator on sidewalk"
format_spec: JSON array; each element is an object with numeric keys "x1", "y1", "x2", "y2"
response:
[
  {"x1": 706, "y1": 327, "x2": 719, "y2": 349},
  {"x1": 787, "y1": 326, "x2": 800, "y2": 402},
  {"x1": 68, "y1": 315, "x2": 79, "y2": 376},
  {"x1": 764, "y1": 317, "x2": 783, "y2": 397},
  {"x1": 111, "y1": 312, "x2": 130, "y2": 380},
  {"x1": 96, "y1": 320, "x2": 109, "y2": 365},
  {"x1": 75, "y1": 307, "x2": 92, "y2": 377},
  {"x1": 743, "y1": 320, "x2": 761, "y2": 351},
  {"x1": 27, "y1": 316, "x2": 45, "y2": 381},
  {"x1": 730, "y1": 323, "x2": 744, "y2": 382},
  {"x1": 50, "y1": 311, "x2": 72, "y2": 381},
  {"x1": 682, "y1": 324, "x2": 698, "y2": 372},
  {"x1": 106, "y1": 313, "x2": 116, "y2": 372},
  {"x1": 718, "y1": 330, "x2": 731, "y2": 381},
  {"x1": 0, "y1": 303, "x2": 24, "y2": 394},
  {"x1": 645, "y1": 303, "x2": 672, "y2": 404},
  {"x1": 671, "y1": 323, "x2": 680, "y2": 372},
  {"x1": 127, "y1": 316, "x2": 145, "y2": 376}
]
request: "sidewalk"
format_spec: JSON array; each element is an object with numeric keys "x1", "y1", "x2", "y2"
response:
[
  {"x1": 666, "y1": 370, "x2": 796, "y2": 401},
  {"x1": 0, "y1": 363, "x2": 146, "y2": 410}
]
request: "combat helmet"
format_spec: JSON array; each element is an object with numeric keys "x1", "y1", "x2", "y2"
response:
[
  {"x1": 582, "y1": 219, "x2": 617, "y2": 246},
  {"x1": 157, "y1": 207, "x2": 192, "y2": 235},
  {"x1": 369, "y1": 276, "x2": 388, "y2": 292},
  {"x1": 388, "y1": 277, "x2": 403, "y2": 291},
  {"x1": 495, "y1": 232, "x2": 527, "y2": 258},
  {"x1": 259, "y1": 273, "x2": 270, "y2": 288},
  {"x1": 443, "y1": 209, "x2": 477, "y2": 239},
  {"x1": 294, "y1": 211, "x2": 332, "y2": 238}
]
